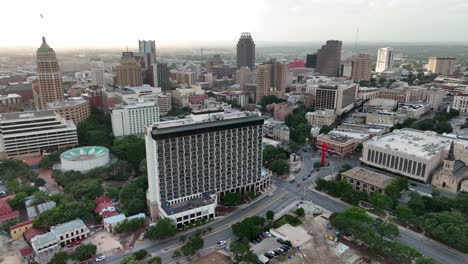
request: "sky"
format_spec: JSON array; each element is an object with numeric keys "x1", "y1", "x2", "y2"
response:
[{"x1": 1, "y1": 0, "x2": 468, "y2": 48}]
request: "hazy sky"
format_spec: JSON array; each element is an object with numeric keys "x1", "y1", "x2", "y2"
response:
[{"x1": 1, "y1": 0, "x2": 468, "y2": 48}]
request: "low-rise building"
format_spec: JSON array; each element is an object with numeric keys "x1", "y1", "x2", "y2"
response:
[
  {"x1": 267, "y1": 102, "x2": 297, "y2": 122},
  {"x1": 364, "y1": 98, "x2": 398, "y2": 113},
  {"x1": 31, "y1": 232, "x2": 59, "y2": 260},
  {"x1": 103, "y1": 213, "x2": 145, "y2": 233},
  {"x1": 305, "y1": 110, "x2": 336, "y2": 126},
  {"x1": 358, "y1": 87, "x2": 379, "y2": 100},
  {"x1": 0, "y1": 197, "x2": 19, "y2": 225},
  {"x1": 263, "y1": 119, "x2": 290, "y2": 144},
  {"x1": 316, "y1": 133, "x2": 357, "y2": 158},
  {"x1": 9, "y1": 219, "x2": 33, "y2": 240},
  {"x1": 341, "y1": 167, "x2": 394, "y2": 195},
  {"x1": 0, "y1": 110, "x2": 78, "y2": 159},
  {"x1": 452, "y1": 94, "x2": 468, "y2": 114},
  {"x1": 361, "y1": 128, "x2": 459, "y2": 182},
  {"x1": 376, "y1": 88, "x2": 410, "y2": 104},
  {"x1": 397, "y1": 103, "x2": 431, "y2": 119},
  {"x1": 366, "y1": 111, "x2": 397, "y2": 127},
  {"x1": 426, "y1": 89, "x2": 446, "y2": 110},
  {"x1": 50, "y1": 219, "x2": 90, "y2": 247},
  {"x1": 0, "y1": 93, "x2": 24, "y2": 113},
  {"x1": 431, "y1": 142, "x2": 468, "y2": 193},
  {"x1": 47, "y1": 99, "x2": 90, "y2": 125}
]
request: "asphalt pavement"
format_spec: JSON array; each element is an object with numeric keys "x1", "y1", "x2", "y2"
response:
[{"x1": 102, "y1": 148, "x2": 467, "y2": 264}]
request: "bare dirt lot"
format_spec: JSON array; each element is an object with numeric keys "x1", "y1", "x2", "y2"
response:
[{"x1": 191, "y1": 251, "x2": 233, "y2": 264}]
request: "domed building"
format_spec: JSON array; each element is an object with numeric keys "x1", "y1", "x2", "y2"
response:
[{"x1": 60, "y1": 146, "x2": 110, "y2": 172}]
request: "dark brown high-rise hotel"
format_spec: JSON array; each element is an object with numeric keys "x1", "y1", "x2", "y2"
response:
[
  {"x1": 316, "y1": 40, "x2": 342, "y2": 77},
  {"x1": 236, "y1": 32, "x2": 255, "y2": 70}
]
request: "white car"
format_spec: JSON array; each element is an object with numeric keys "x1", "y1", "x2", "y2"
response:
[
  {"x1": 217, "y1": 240, "x2": 227, "y2": 247},
  {"x1": 268, "y1": 192, "x2": 273, "y2": 197},
  {"x1": 95, "y1": 256, "x2": 106, "y2": 262},
  {"x1": 264, "y1": 231, "x2": 272, "y2": 237}
]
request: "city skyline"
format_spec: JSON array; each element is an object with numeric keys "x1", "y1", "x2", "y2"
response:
[{"x1": 2, "y1": 0, "x2": 468, "y2": 48}]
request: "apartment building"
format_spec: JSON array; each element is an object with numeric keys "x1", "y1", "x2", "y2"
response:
[
  {"x1": 0, "y1": 110, "x2": 78, "y2": 159},
  {"x1": 315, "y1": 83, "x2": 357, "y2": 115},
  {"x1": 452, "y1": 94, "x2": 468, "y2": 114},
  {"x1": 145, "y1": 110, "x2": 270, "y2": 227},
  {"x1": 111, "y1": 99, "x2": 160, "y2": 137}
]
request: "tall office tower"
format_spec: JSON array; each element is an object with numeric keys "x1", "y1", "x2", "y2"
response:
[
  {"x1": 316, "y1": 40, "x2": 342, "y2": 77},
  {"x1": 306, "y1": 53, "x2": 317, "y2": 68},
  {"x1": 139, "y1": 40, "x2": 156, "y2": 69},
  {"x1": 351, "y1": 53, "x2": 372, "y2": 81},
  {"x1": 256, "y1": 64, "x2": 271, "y2": 103},
  {"x1": 116, "y1": 52, "x2": 143, "y2": 87},
  {"x1": 145, "y1": 110, "x2": 270, "y2": 225},
  {"x1": 236, "y1": 32, "x2": 255, "y2": 70},
  {"x1": 90, "y1": 58, "x2": 105, "y2": 86},
  {"x1": 268, "y1": 59, "x2": 287, "y2": 99},
  {"x1": 375, "y1": 47, "x2": 393, "y2": 73},
  {"x1": 156, "y1": 63, "x2": 171, "y2": 91},
  {"x1": 33, "y1": 37, "x2": 65, "y2": 110},
  {"x1": 315, "y1": 83, "x2": 357, "y2": 115},
  {"x1": 427, "y1": 57, "x2": 456, "y2": 76}
]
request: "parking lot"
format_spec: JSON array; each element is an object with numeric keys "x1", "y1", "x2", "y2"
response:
[{"x1": 251, "y1": 237, "x2": 283, "y2": 256}]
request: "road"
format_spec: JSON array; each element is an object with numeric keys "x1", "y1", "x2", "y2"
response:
[{"x1": 103, "y1": 148, "x2": 467, "y2": 264}]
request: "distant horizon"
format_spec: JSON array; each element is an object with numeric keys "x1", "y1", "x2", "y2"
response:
[{"x1": 1, "y1": 40, "x2": 467, "y2": 51}]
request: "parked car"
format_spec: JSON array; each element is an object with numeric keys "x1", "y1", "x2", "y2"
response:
[
  {"x1": 290, "y1": 179, "x2": 296, "y2": 183},
  {"x1": 217, "y1": 240, "x2": 227, "y2": 247},
  {"x1": 264, "y1": 231, "x2": 272, "y2": 237},
  {"x1": 95, "y1": 256, "x2": 106, "y2": 262}
]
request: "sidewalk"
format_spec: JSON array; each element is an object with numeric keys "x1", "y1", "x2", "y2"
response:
[{"x1": 309, "y1": 188, "x2": 468, "y2": 260}]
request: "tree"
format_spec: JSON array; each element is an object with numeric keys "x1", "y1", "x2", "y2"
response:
[
  {"x1": 415, "y1": 256, "x2": 438, "y2": 264},
  {"x1": 123, "y1": 198, "x2": 147, "y2": 216},
  {"x1": 133, "y1": 249, "x2": 148, "y2": 260},
  {"x1": 115, "y1": 218, "x2": 145, "y2": 233},
  {"x1": 370, "y1": 193, "x2": 393, "y2": 211},
  {"x1": 395, "y1": 206, "x2": 417, "y2": 226},
  {"x1": 262, "y1": 145, "x2": 282, "y2": 163},
  {"x1": 147, "y1": 256, "x2": 162, "y2": 264},
  {"x1": 7, "y1": 192, "x2": 28, "y2": 209},
  {"x1": 120, "y1": 255, "x2": 139, "y2": 264},
  {"x1": 181, "y1": 235, "x2": 204, "y2": 256},
  {"x1": 319, "y1": 125, "x2": 332, "y2": 135},
  {"x1": 395, "y1": 177, "x2": 409, "y2": 191},
  {"x1": 78, "y1": 107, "x2": 113, "y2": 148},
  {"x1": 72, "y1": 244, "x2": 97, "y2": 261},
  {"x1": 288, "y1": 141, "x2": 300, "y2": 153},
  {"x1": 223, "y1": 192, "x2": 241, "y2": 206},
  {"x1": 145, "y1": 218, "x2": 178, "y2": 240},
  {"x1": 48, "y1": 251, "x2": 69, "y2": 264},
  {"x1": 313, "y1": 161, "x2": 324, "y2": 169},
  {"x1": 408, "y1": 192, "x2": 426, "y2": 216},
  {"x1": 268, "y1": 159, "x2": 289, "y2": 175},
  {"x1": 232, "y1": 216, "x2": 265, "y2": 241},
  {"x1": 266, "y1": 210, "x2": 275, "y2": 222},
  {"x1": 373, "y1": 218, "x2": 399, "y2": 239},
  {"x1": 112, "y1": 136, "x2": 146, "y2": 170},
  {"x1": 295, "y1": 207, "x2": 305, "y2": 217},
  {"x1": 172, "y1": 250, "x2": 183, "y2": 262},
  {"x1": 230, "y1": 241, "x2": 259, "y2": 264},
  {"x1": 260, "y1": 95, "x2": 285, "y2": 108},
  {"x1": 455, "y1": 192, "x2": 468, "y2": 217}
]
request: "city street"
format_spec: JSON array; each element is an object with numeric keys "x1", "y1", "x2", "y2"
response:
[{"x1": 102, "y1": 148, "x2": 467, "y2": 264}]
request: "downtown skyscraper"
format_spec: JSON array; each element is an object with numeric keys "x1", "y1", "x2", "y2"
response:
[
  {"x1": 33, "y1": 37, "x2": 65, "y2": 110},
  {"x1": 375, "y1": 47, "x2": 393, "y2": 73},
  {"x1": 236, "y1": 32, "x2": 255, "y2": 70},
  {"x1": 316, "y1": 40, "x2": 342, "y2": 77}
]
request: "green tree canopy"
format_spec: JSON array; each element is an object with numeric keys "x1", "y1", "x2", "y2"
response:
[
  {"x1": 230, "y1": 241, "x2": 259, "y2": 264},
  {"x1": 145, "y1": 218, "x2": 178, "y2": 240},
  {"x1": 48, "y1": 251, "x2": 69, "y2": 264},
  {"x1": 266, "y1": 210, "x2": 275, "y2": 222},
  {"x1": 268, "y1": 159, "x2": 289, "y2": 175},
  {"x1": 222, "y1": 192, "x2": 241, "y2": 206},
  {"x1": 71, "y1": 244, "x2": 97, "y2": 261}
]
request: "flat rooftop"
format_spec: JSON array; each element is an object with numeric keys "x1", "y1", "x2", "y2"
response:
[
  {"x1": 365, "y1": 128, "x2": 453, "y2": 159},
  {"x1": 341, "y1": 167, "x2": 394, "y2": 188},
  {"x1": 151, "y1": 111, "x2": 263, "y2": 136},
  {"x1": 0, "y1": 110, "x2": 56, "y2": 121},
  {"x1": 47, "y1": 99, "x2": 88, "y2": 108}
]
